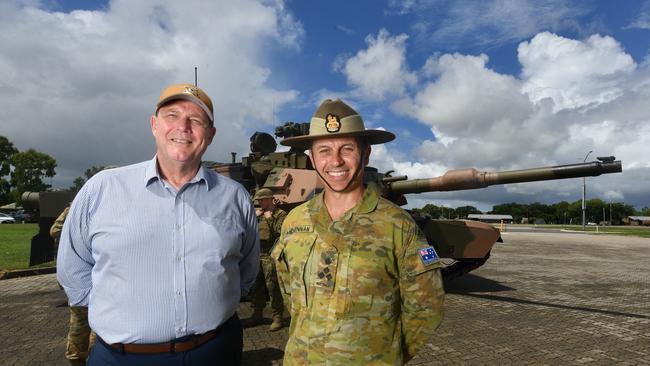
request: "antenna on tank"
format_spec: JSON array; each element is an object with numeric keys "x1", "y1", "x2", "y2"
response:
[{"x1": 194, "y1": 67, "x2": 198, "y2": 86}]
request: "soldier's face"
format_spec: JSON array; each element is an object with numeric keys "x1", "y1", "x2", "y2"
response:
[
  {"x1": 259, "y1": 197, "x2": 274, "y2": 211},
  {"x1": 310, "y1": 137, "x2": 370, "y2": 194},
  {"x1": 151, "y1": 100, "x2": 215, "y2": 169}
]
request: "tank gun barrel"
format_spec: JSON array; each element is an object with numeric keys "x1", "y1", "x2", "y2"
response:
[{"x1": 389, "y1": 159, "x2": 622, "y2": 194}]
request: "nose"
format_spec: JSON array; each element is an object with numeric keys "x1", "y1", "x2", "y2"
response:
[
  {"x1": 332, "y1": 151, "x2": 344, "y2": 166},
  {"x1": 175, "y1": 116, "x2": 192, "y2": 131}
]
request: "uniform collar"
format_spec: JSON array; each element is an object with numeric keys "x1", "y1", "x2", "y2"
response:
[{"x1": 308, "y1": 183, "x2": 380, "y2": 222}]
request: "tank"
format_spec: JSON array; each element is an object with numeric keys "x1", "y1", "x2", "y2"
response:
[
  {"x1": 205, "y1": 122, "x2": 623, "y2": 279},
  {"x1": 21, "y1": 190, "x2": 75, "y2": 266}
]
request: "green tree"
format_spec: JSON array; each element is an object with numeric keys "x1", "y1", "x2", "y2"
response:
[
  {"x1": 639, "y1": 207, "x2": 650, "y2": 216},
  {"x1": 9, "y1": 149, "x2": 57, "y2": 202},
  {"x1": 454, "y1": 205, "x2": 482, "y2": 219},
  {"x1": 421, "y1": 203, "x2": 441, "y2": 218},
  {"x1": 70, "y1": 165, "x2": 107, "y2": 192},
  {"x1": 491, "y1": 202, "x2": 527, "y2": 223},
  {"x1": 551, "y1": 201, "x2": 570, "y2": 224},
  {"x1": 0, "y1": 136, "x2": 19, "y2": 204}
]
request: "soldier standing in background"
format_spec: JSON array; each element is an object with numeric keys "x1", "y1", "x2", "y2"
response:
[
  {"x1": 51, "y1": 205, "x2": 96, "y2": 366},
  {"x1": 272, "y1": 99, "x2": 445, "y2": 365},
  {"x1": 244, "y1": 188, "x2": 287, "y2": 331}
]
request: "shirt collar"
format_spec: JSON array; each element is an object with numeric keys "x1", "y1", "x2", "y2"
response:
[{"x1": 144, "y1": 156, "x2": 213, "y2": 191}]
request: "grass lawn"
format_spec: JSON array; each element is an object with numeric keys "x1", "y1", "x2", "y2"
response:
[
  {"x1": 508, "y1": 224, "x2": 650, "y2": 238},
  {"x1": 0, "y1": 223, "x2": 41, "y2": 270}
]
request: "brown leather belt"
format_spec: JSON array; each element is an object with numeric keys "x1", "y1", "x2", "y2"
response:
[{"x1": 106, "y1": 315, "x2": 235, "y2": 354}]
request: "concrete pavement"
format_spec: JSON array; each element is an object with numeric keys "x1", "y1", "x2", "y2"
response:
[{"x1": 1, "y1": 231, "x2": 648, "y2": 365}]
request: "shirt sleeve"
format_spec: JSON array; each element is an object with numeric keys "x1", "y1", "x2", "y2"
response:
[
  {"x1": 56, "y1": 184, "x2": 95, "y2": 306},
  {"x1": 270, "y1": 221, "x2": 291, "y2": 315},
  {"x1": 398, "y1": 221, "x2": 445, "y2": 363},
  {"x1": 238, "y1": 190, "x2": 260, "y2": 296},
  {"x1": 272, "y1": 210, "x2": 287, "y2": 244}
]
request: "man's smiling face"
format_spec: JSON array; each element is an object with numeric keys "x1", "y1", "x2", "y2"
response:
[
  {"x1": 310, "y1": 136, "x2": 369, "y2": 194},
  {"x1": 151, "y1": 99, "x2": 215, "y2": 168}
]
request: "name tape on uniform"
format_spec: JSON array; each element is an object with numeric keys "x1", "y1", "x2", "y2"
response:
[{"x1": 285, "y1": 225, "x2": 313, "y2": 235}]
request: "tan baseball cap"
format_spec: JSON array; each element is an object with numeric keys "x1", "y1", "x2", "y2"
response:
[
  {"x1": 156, "y1": 83, "x2": 214, "y2": 122},
  {"x1": 280, "y1": 98, "x2": 395, "y2": 150}
]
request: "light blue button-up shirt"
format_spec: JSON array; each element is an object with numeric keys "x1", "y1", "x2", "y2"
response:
[{"x1": 56, "y1": 157, "x2": 259, "y2": 344}]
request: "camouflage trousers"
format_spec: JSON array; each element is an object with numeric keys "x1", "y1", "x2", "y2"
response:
[
  {"x1": 250, "y1": 255, "x2": 284, "y2": 316},
  {"x1": 66, "y1": 306, "x2": 96, "y2": 364}
]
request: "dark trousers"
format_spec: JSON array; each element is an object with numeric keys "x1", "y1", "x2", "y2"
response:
[{"x1": 88, "y1": 315, "x2": 242, "y2": 366}]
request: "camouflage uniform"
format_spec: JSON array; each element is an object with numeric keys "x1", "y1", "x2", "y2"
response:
[
  {"x1": 49, "y1": 205, "x2": 70, "y2": 256},
  {"x1": 251, "y1": 208, "x2": 287, "y2": 317},
  {"x1": 51, "y1": 206, "x2": 96, "y2": 366},
  {"x1": 272, "y1": 184, "x2": 445, "y2": 365}
]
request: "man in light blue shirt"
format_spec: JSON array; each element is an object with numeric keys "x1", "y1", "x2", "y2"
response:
[{"x1": 57, "y1": 83, "x2": 259, "y2": 366}]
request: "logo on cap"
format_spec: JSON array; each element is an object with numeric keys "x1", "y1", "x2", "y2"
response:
[
  {"x1": 325, "y1": 113, "x2": 341, "y2": 133},
  {"x1": 183, "y1": 86, "x2": 200, "y2": 97}
]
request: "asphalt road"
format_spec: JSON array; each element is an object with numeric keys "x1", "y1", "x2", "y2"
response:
[{"x1": 1, "y1": 231, "x2": 648, "y2": 365}]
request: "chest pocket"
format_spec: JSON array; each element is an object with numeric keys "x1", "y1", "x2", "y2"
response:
[
  {"x1": 276, "y1": 232, "x2": 317, "y2": 310},
  {"x1": 340, "y1": 238, "x2": 399, "y2": 317}
]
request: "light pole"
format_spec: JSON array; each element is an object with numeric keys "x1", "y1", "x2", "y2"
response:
[{"x1": 582, "y1": 150, "x2": 593, "y2": 230}]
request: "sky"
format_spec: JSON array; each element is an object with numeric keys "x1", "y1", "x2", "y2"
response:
[{"x1": 1, "y1": 0, "x2": 649, "y2": 212}]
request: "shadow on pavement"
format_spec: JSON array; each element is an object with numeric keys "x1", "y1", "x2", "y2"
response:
[
  {"x1": 243, "y1": 347, "x2": 284, "y2": 366},
  {"x1": 459, "y1": 292, "x2": 650, "y2": 320},
  {"x1": 444, "y1": 273, "x2": 514, "y2": 294}
]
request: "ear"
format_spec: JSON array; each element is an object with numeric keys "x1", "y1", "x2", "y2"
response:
[
  {"x1": 206, "y1": 126, "x2": 216, "y2": 145},
  {"x1": 150, "y1": 115, "x2": 157, "y2": 135},
  {"x1": 308, "y1": 147, "x2": 315, "y2": 167}
]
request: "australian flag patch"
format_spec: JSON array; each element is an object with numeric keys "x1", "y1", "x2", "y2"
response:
[{"x1": 419, "y1": 246, "x2": 439, "y2": 266}]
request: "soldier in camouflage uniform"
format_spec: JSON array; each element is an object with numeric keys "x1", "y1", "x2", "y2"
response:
[
  {"x1": 245, "y1": 188, "x2": 287, "y2": 331},
  {"x1": 272, "y1": 99, "x2": 445, "y2": 365},
  {"x1": 51, "y1": 205, "x2": 96, "y2": 366}
]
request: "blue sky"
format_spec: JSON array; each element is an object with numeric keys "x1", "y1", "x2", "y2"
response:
[{"x1": 1, "y1": 0, "x2": 649, "y2": 211}]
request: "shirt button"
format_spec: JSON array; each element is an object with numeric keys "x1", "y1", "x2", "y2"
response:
[{"x1": 177, "y1": 256, "x2": 182, "y2": 262}]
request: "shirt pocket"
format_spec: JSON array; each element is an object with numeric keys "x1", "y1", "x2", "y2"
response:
[
  {"x1": 340, "y1": 243, "x2": 399, "y2": 317},
  {"x1": 276, "y1": 232, "x2": 317, "y2": 310},
  {"x1": 199, "y1": 217, "x2": 243, "y2": 270}
]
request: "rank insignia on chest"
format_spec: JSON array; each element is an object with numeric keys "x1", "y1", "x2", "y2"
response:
[{"x1": 419, "y1": 246, "x2": 439, "y2": 266}]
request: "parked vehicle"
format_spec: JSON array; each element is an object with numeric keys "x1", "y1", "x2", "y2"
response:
[
  {"x1": 0, "y1": 213, "x2": 16, "y2": 224},
  {"x1": 11, "y1": 210, "x2": 35, "y2": 223}
]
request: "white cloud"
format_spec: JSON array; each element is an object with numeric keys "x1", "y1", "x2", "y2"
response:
[
  {"x1": 390, "y1": 0, "x2": 589, "y2": 49},
  {"x1": 383, "y1": 32, "x2": 650, "y2": 209},
  {"x1": 392, "y1": 52, "x2": 536, "y2": 168},
  {"x1": 0, "y1": 0, "x2": 302, "y2": 186},
  {"x1": 339, "y1": 29, "x2": 416, "y2": 102},
  {"x1": 336, "y1": 25, "x2": 355, "y2": 35},
  {"x1": 624, "y1": 1, "x2": 650, "y2": 30},
  {"x1": 519, "y1": 32, "x2": 636, "y2": 111}
]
